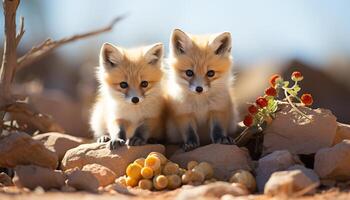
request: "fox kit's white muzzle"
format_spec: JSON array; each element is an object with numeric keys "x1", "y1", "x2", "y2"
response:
[
  {"x1": 189, "y1": 77, "x2": 208, "y2": 94},
  {"x1": 126, "y1": 88, "x2": 143, "y2": 104}
]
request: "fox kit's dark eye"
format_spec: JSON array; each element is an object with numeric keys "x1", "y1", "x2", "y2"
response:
[
  {"x1": 141, "y1": 81, "x2": 148, "y2": 88},
  {"x1": 185, "y1": 69, "x2": 194, "y2": 77},
  {"x1": 120, "y1": 82, "x2": 128, "y2": 89},
  {"x1": 207, "y1": 70, "x2": 215, "y2": 77}
]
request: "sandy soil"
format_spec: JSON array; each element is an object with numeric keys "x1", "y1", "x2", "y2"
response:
[{"x1": 0, "y1": 189, "x2": 349, "y2": 200}]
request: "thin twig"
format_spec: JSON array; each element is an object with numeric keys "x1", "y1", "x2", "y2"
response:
[
  {"x1": 15, "y1": 16, "x2": 25, "y2": 47},
  {"x1": 17, "y1": 15, "x2": 126, "y2": 70}
]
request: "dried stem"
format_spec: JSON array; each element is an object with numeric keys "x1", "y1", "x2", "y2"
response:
[
  {"x1": 0, "y1": 0, "x2": 20, "y2": 107},
  {"x1": 17, "y1": 15, "x2": 125, "y2": 70},
  {"x1": 15, "y1": 16, "x2": 25, "y2": 47}
]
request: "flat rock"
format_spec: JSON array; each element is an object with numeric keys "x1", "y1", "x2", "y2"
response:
[
  {"x1": 264, "y1": 169, "x2": 319, "y2": 196},
  {"x1": 61, "y1": 143, "x2": 165, "y2": 177},
  {"x1": 13, "y1": 165, "x2": 65, "y2": 190},
  {"x1": 0, "y1": 172, "x2": 13, "y2": 186},
  {"x1": 314, "y1": 140, "x2": 350, "y2": 180},
  {"x1": 170, "y1": 144, "x2": 252, "y2": 180},
  {"x1": 176, "y1": 182, "x2": 249, "y2": 200},
  {"x1": 256, "y1": 150, "x2": 300, "y2": 192},
  {"x1": 263, "y1": 105, "x2": 337, "y2": 155},
  {"x1": 333, "y1": 123, "x2": 350, "y2": 145},
  {"x1": 66, "y1": 168, "x2": 99, "y2": 192},
  {"x1": 33, "y1": 132, "x2": 87, "y2": 161},
  {"x1": 82, "y1": 164, "x2": 116, "y2": 187},
  {"x1": 0, "y1": 132, "x2": 58, "y2": 169}
]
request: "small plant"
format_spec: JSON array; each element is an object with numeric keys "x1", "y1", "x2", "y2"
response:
[{"x1": 243, "y1": 71, "x2": 314, "y2": 128}]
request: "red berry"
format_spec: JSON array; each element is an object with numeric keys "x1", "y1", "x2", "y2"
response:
[
  {"x1": 243, "y1": 115, "x2": 253, "y2": 127},
  {"x1": 301, "y1": 93, "x2": 313, "y2": 106},
  {"x1": 291, "y1": 71, "x2": 303, "y2": 81},
  {"x1": 269, "y1": 74, "x2": 281, "y2": 87},
  {"x1": 248, "y1": 105, "x2": 258, "y2": 114},
  {"x1": 265, "y1": 87, "x2": 277, "y2": 96},
  {"x1": 256, "y1": 97, "x2": 268, "y2": 108}
]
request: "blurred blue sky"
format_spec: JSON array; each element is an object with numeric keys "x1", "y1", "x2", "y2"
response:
[{"x1": 2, "y1": 0, "x2": 350, "y2": 66}]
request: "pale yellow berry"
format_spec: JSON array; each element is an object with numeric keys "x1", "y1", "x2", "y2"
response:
[
  {"x1": 163, "y1": 162, "x2": 179, "y2": 175},
  {"x1": 190, "y1": 170, "x2": 205, "y2": 183},
  {"x1": 167, "y1": 175, "x2": 182, "y2": 189},
  {"x1": 141, "y1": 167, "x2": 154, "y2": 179},
  {"x1": 154, "y1": 166, "x2": 162, "y2": 176},
  {"x1": 134, "y1": 158, "x2": 145, "y2": 167},
  {"x1": 126, "y1": 163, "x2": 142, "y2": 180},
  {"x1": 195, "y1": 162, "x2": 214, "y2": 179},
  {"x1": 125, "y1": 176, "x2": 138, "y2": 187},
  {"x1": 149, "y1": 152, "x2": 167, "y2": 165},
  {"x1": 229, "y1": 170, "x2": 256, "y2": 192},
  {"x1": 145, "y1": 155, "x2": 161, "y2": 171},
  {"x1": 187, "y1": 161, "x2": 198, "y2": 170},
  {"x1": 153, "y1": 175, "x2": 168, "y2": 190},
  {"x1": 138, "y1": 179, "x2": 153, "y2": 190}
]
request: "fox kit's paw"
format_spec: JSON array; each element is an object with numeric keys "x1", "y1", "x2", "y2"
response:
[
  {"x1": 97, "y1": 135, "x2": 111, "y2": 143},
  {"x1": 182, "y1": 140, "x2": 200, "y2": 152},
  {"x1": 128, "y1": 136, "x2": 147, "y2": 146},
  {"x1": 108, "y1": 139, "x2": 126, "y2": 150},
  {"x1": 182, "y1": 126, "x2": 200, "y2": 152},
  {"x1": 211, "y1": 124, "x2": 235, "y2": 145},
  {"x1": 213, "y1": 136, "x2": 235, "y2": 145}
]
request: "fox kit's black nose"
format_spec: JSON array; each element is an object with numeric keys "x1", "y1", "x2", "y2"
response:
[
  {"x1": 131, "y1": 97, "x2": 139, "y2": 104},
  {"x1": 195, "y1": 86, "x2": 203, "y2": 93}
]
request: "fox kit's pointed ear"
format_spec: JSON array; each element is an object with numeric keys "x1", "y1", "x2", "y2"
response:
[
  {"x1": 144, "y1": 43, "x2": 163, "y2": 65},
  {"x1": 209, "y1": 32, "x2": 232, "y2": 56},
  {"x1": 100, "y1": 42, "x2": 123, "y2": 68},
  {"x1": 170, "y1": 29, "x2": 192, "y2": 56}
]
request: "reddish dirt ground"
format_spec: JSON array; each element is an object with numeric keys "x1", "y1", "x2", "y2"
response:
[{"x1": 0, "y1": 188, "x2": 350, "y2": 200}]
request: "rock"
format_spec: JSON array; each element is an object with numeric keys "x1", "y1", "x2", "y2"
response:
[
  {"x1": 176, "y1": 182, "x2": 249, "y2": 200},
  {"x1": 33, "y1": 132, "x2": 87, "y2": 161},
  {"x1": 333, "y1": 123, "x2": 350, "y2": 145},
  {"x1": 287, "y1": 165, "x2": 319, "y2": 183},
  {"x1": 0, "y1": 172, "x2": 13, "y2": 186},
  {"x1": 314, "y1": 140, "x2": 350, "y2": 180},
  {"x1": 61, "y1": 142, "x2": 165, "y2": 178},
  {"x1": 82, "y1": 164, "x2": 116, "y2": 187},
  {"x1": 170, "y1": 144, "x2": 252, "y2": 180},
  {"x1": 263, "y1": 105, "x2": 337, "y2": 155},
  {"x1": 66, "y1": 169, "x2": 99, "y2": 192},
  {"x1": 0, "y1": 132, "x2": 58, "y2": 169},
  {"x1": 256, "y1": 150, "x2": 300, "y2": 192},
  {"x1": 13, "y1": 165, "x2": 65, "y2": 190},
  {"x1": 264, "y1": 170, "x2": 319, "y2": 196}
]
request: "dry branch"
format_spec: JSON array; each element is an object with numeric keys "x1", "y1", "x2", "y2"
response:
[
  {"x1": 0, "y1": 0, "x2": 20, "y2": 104},
  {"x1": 15, "y1": 16, "x2": 25, "y2": 47},
  {"x1": 17, "y1": 15, "x2": 125, "y2": 70}
]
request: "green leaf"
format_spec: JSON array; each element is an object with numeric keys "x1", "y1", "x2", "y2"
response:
[
  {"x1": 283, "y1": 81, "x2": 290, "y2": 87},
  {"x1": 293, "y1": 85, "x2": 301, "y2": 94}
]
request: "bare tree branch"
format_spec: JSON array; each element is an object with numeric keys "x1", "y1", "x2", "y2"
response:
[
  {"x1": 0, "y1": 0, "x2": 20, "y2": 108},
  {"x1": 15, "y1": 16, "x2": 25, "y2": 47},
  {"x1": 17, "y1": 15, "x2": 125, "y2": 70}
]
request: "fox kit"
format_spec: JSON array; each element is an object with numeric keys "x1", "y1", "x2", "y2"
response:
[
  {"x1": 165, "y1": 29, "x2": 238, "y2": 151},
  {"x1": 90, "y1": 42, "x2": 165, "y2": 150}
]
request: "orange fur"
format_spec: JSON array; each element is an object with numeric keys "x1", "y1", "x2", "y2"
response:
[
  {"x1": 90, "y1": 43, "x2": 165, "y2": 146},
  {"x1": 165, "y1": 29, "x2": 238, "y2": 148}
]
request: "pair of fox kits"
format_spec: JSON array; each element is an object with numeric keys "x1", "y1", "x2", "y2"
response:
[{"x1": 90, "y1": 29, "x2": 238, "y2": 151}]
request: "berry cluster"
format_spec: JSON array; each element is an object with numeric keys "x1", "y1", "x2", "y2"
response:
[
  {"x1": 243, "y1": 71, "x2": 313, "y2": 127},
  {"x1": 120, "y1": 152, "x2": 215, "y2": 190}
]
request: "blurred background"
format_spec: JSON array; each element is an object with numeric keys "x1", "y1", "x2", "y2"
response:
[{"x1": 1, "y1": 0, "x2": 350, "y2": 137}]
